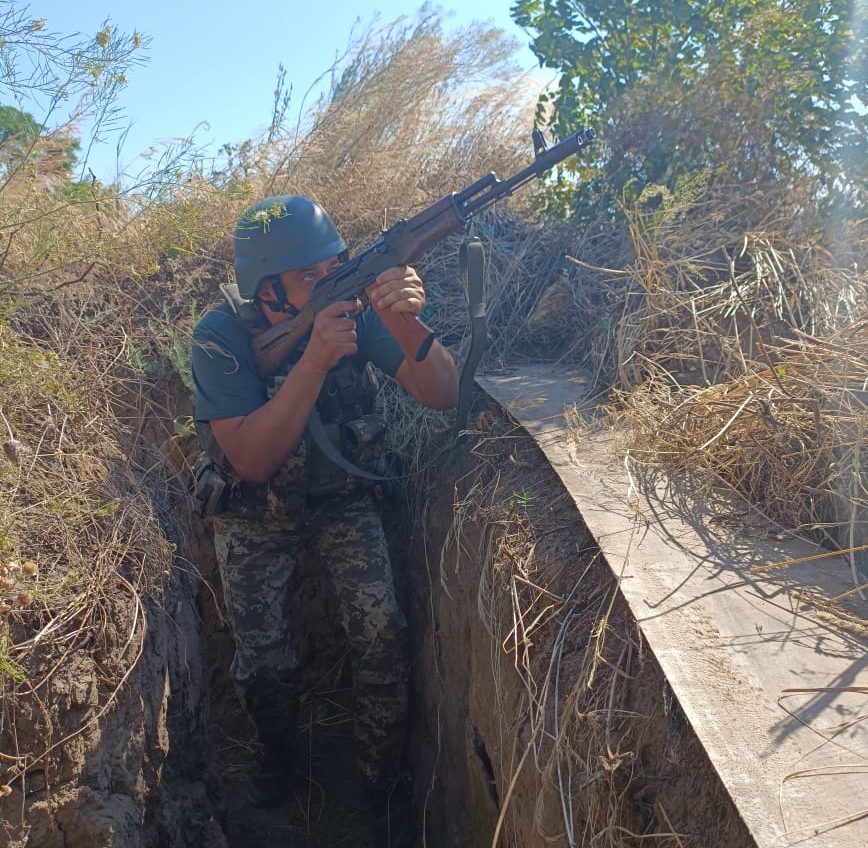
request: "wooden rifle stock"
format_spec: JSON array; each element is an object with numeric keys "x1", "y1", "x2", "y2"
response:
[
  {"x1": 251, "y1": 301, "x2": 434, "y2": 379},
  {"x1": 252, "y1": 303, "x2": 315, "y2": 378}
]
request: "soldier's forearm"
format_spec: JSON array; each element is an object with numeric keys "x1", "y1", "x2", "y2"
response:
[
  {"x1": 216, "y1": 359, "x2": 326, "y2": 484},
  {"x1": 395, "y1": 340, "x2": 458, "y2": 410}
]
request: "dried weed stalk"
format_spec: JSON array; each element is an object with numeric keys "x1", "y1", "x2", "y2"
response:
[
  {"x1": 559, "y1": 177, "x2": 867, "y2": 581},
  {"x1": 440, "y1": 430, "x2": 686, "y2": 847},
  {"x1": 0, "y1": 314, "x2": 174, "y2": 801}
]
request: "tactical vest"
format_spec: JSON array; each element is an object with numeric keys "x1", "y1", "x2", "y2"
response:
[
  {"x1": 190, "y1": 287, "x2": 386, "y2": 518},
  {"x1": 266, "y1": 357, "x2": 384, "y2": 502}
]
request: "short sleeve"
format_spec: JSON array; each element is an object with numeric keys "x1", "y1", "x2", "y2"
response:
[{"x1": 191, "y1": 305, "x2": 268, "y2": 421}]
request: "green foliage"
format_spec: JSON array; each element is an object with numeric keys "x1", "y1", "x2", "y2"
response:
[
  {"x1": 45, "y1": 495, "x2": 119, "y2": 519},
  {"x1": 0, "y1": 102, "x2": 81, "y2": 177},
  {"x1": 62, "y1": 173, "x2": 109, "y2": 201},
  {"x1": 512, "y1": 0, "x2": 866, "y2": 219},
  {"x1": 0, "y1": 4, "x2": 147, "y2": 183},
  {"x1": 0, "y1": 630, "x2": 26, "y2": 683},
  {"x1": 509, "y1": 487, "x2": 537, "y2": 509},
  {"x1": 0, "y1": 103, "x2": 40, "y2": 148},
  {"x1": 124, "y1": 305, "x2": 199, "y2": 393},
  {"x1": 0, "y1": 321, "x2": 78, "y2": 408},
  {"x1": 152, "y1": 304, "x2": 199, "y2": 394}
]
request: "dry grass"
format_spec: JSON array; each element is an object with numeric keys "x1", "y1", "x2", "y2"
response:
[
  {"x1": 434, "y1": 429, "x2": 694, "y2": 848},
  {"x1": 0, "y1": 7, "x2": 550, "y2": 820},
  {"x1": 552, "y1": 177, "x2": 868, "y2": 584},
  {"x1": 0, "y1": 4, "x2": 863, "y2": 840},
  {"x1": 0, "y1": 312, "x2": 174, "y2": 800}
]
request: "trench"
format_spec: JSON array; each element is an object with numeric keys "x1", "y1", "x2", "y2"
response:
[
  {"x1": 7, "y1": 365, "x2": 858, "y2": 848},
  {"x1": 9, "y1": 367, "x2": 857, "y2": 848},
  {"x1": 170, "y1": 394, "x2": 754, "y2": 848},
  {"x1": 118, "y1": 368, "x2": 861, "y2": 848}
]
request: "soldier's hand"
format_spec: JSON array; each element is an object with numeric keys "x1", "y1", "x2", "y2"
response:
[
  {"x1": 303, "y1": 299, "x2": 361, "y2": 373},
  {"x1": 367, "y1": 265, "x2": 425, "y2": 317}
]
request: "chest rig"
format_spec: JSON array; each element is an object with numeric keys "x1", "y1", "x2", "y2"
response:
[
  {"x1": 192, "y1": 284, "x2": 386, "y2": 518},
  {"x1": 266, "y1": 355, "x2": 384, "y2": 502}
]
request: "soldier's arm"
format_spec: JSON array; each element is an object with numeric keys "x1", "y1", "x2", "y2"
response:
[
  {"x1": 368, "y1": 267, "x2": 458, "y2": 410},
  {"x1": 393, "y1": 341, "x2": 458, "y2": 410},
  {"x1": 211, "y1": 301, "x2": 359, "y2": 484},
  {"x1": 210, "y1": 358, "x2": 323, "y2": 484}
]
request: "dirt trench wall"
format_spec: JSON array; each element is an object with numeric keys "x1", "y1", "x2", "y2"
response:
[
  {"x1": 0, "y1": 389, "x2": 758, "y2": 848},
  {"x1": 0, "y1": 528, "x2": 225, "y2": 848},
  {"x1": 406, "y1": 418, "x2": 754, "y2": 848},
  {"x1": 0, "y1": 377, "x2": 226, "y2": 848}
]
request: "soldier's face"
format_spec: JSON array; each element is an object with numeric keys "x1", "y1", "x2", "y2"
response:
[{"x1": 279, "y1": 256, "x2": 341, "y2": 310}]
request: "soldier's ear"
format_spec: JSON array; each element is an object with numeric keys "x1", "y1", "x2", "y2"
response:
[
  {"x1": 257, "y1": 277, "x2": 277, "y2": 301},
  {"x1": 257, "y1": 277, "x2": 286, "y2": 306}
]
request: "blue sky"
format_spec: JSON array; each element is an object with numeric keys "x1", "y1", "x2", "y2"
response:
[{"x1": 33, "y1": 1, "x2": 552, "y2": 183}]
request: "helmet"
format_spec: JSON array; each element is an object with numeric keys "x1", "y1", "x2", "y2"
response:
[{"x1": 233, "y1": 195, "x2": 347, "y2": 299}]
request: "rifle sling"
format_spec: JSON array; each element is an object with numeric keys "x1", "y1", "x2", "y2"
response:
[
  {"x1": 306, "y1": 406, "x2": 388, "y2": 483},
  {"x1": 227, "y1": 286, "x2": 390, "y2": 484},
  {"x1": 452, "y1": 237, "x2": 488, "y2": 444}
]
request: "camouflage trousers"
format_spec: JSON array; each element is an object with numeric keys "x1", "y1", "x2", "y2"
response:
[{"x1": 211, "y1": 492, "x2": 408, "y2": 783}]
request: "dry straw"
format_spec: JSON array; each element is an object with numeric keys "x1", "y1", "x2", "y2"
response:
[
  {"x1": 558, "y1": 177, "x2": 867, "y2": 596},
  {"x1": 435, "y1": 431, "x2": 694, "y2": 848},
  {"x1": 1, "y1": 4, "x2": 863, "y2": 840}
]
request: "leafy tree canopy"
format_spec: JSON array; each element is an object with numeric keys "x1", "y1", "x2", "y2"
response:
[
  {"x1": 0, "y1": 103, "x2": 41, "y2": 148},
  {"x1": 0, "y1": 102, "x2": 81, "y2": 180},
  {"x1": 512, "y1": 0, "x2": 866, "y2": 218}
]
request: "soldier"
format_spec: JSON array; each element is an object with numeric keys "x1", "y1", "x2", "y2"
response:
[{"x1": 190, "y1": 196, "x2": 457, "y2": 831}]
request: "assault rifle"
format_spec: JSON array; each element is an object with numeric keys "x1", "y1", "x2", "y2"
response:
[{"x1": 251, "y1": 128, "x2": 595, "y2": 378}]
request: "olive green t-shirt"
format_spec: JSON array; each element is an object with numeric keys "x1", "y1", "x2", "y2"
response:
[{"x1": 191, "y1": 303, "x2": 404, "y2": 423}]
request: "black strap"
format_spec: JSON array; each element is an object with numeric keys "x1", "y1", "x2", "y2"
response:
[
  {"x1": 221, "y1": 283, "x2": 387, "y2": 481},
  {"x1": 306, "y1": 406, "x2": 388, "y2": 482},
  {"x1": 452, "y1": 237, "x2": 488, "y2": 443}
]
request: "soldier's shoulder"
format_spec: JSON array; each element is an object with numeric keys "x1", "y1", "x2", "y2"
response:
[{"x1": 193, "y1": 302, "x2": 244, "y2": 342}]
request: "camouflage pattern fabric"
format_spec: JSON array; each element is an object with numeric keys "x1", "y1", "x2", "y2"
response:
[{"x1": 212, "y1": 491, "x2": 408, "y2": 783}]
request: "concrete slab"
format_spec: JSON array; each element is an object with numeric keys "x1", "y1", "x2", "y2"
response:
[{"x1": 477, "y1": 364, "x2": 867, "y2": 848}]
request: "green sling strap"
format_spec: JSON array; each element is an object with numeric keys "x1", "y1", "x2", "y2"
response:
[{"x1": 452, "y1": 236, "x2": 488, "y2": 444}]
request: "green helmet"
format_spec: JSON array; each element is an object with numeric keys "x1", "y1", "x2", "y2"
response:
[{"x1": 233, "y1": 195, "x2": 347, "y2": 299}]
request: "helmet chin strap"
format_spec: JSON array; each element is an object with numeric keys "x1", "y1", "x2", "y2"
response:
[{"x1": 257, "y1": 277, "x2": 299, "y2": 318}]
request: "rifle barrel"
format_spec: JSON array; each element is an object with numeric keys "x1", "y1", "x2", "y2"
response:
[{"x1": 460, "y1": 128, "x2": 595, "y2": 216}]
